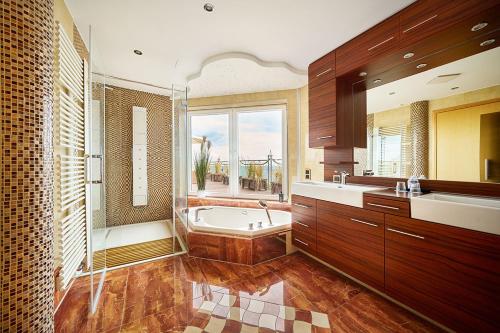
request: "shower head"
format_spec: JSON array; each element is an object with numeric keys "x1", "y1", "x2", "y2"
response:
[{"x1": 258, "y1": 200, "x2": 268, "y2": 209}]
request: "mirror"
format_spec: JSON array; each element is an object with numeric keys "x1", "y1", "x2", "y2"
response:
[{"x1": 354, "y1": 47, "x2": 500, "y2": 183}]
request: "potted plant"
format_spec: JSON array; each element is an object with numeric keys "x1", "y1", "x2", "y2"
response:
[{"x1": 194, "y1": 136, "x2": 211, "y2": 197}]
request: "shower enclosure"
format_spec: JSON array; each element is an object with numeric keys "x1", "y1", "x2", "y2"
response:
[{"x1": 85, "y1": 26, "x2": 189, "y2": 310}]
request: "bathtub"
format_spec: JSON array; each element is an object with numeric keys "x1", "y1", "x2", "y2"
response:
[{"x1": 188, "y1": 206, "x2": 291, "y2": 237}]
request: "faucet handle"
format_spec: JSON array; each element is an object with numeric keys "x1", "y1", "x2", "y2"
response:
[{"x1": 248, "y1": 222, "x2": 254, "y2": 230}]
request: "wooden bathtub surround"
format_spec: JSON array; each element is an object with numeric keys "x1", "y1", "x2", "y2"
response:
[
  {"x1": 188, "y1": 230, "x2": 290, "y2": 265},
  {"x1": 188, "y1": 196, "x2": 291, "y2": 211},
  {"x1": 291, "y1": 193, "x2": 500, "y2": 332}
]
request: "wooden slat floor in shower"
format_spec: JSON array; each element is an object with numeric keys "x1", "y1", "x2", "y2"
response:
[{"x1": 90, "y1": 238, "x2": 174, "y2": 271}]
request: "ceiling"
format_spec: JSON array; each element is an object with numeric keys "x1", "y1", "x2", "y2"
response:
[
  {"x1": 367, "y1": 47, "x2": 500, "y2": 113},
  {"x1": 66, "y1": 0, "x2": 414, "y2": 97}
]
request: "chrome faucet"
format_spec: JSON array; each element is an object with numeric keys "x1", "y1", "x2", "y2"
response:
[
  {"x1": 340, "y1": 171, "x2": 350, "y2": 185},
  {"x1": 194, "y1": 207, "x2": 213, "y2": 222},
  {"x1": 258, "y1": 200, "x2": 273, "y2": 226}
]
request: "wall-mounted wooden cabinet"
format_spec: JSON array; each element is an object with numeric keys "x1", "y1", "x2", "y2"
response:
[{"x1": 308, "y1": 52, "x2": 337, "y2": 148}]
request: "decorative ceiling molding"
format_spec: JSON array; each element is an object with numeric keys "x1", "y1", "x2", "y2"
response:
[{"x1": 186, "y1": 52, "x2": 307, "y2": 83}]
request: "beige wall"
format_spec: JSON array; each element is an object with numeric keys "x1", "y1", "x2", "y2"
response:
[{"x1": 430, "y1": 86, "x2": 500, "y2": 181}]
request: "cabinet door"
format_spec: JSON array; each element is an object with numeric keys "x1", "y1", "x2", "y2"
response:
[
  {"x1": 336, "y1": 15, "x2": 400, "y2": 76},
  {"x1": 308, "y1": 79, "x2": 336, "y2": 148},
  {"x1": 385, "y1": 215, "x2": 500, "y2": 332},
  {"x1": 308, "y1": 51, "x2": 335, "y2": 88},
  {"x1": 316, "y1": 200, "x2": 385, "y2": 289}
]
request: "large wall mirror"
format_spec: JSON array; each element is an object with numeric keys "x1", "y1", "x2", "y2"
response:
[{"x1": 354, "y1": 47, "x2": 500, "y2": 183}]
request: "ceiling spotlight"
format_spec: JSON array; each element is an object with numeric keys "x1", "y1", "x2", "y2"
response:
[
  {"x1": 480, "y1": 39, "x2": 495, "y2": 47},
  {"x1": 373, "y1": 79, "x2": 382, "y2": 84},
  {"x1": 359, "y1": 72, "x2": 367, "y2": 77},
  {"x1": 451, "y1": 86, "x2": 459, "y2": 90},
  {"x1": 471, "y1": 22, "x2": 488, "y2": 32},
  {"x1": 204, "y1": 3, "x2": 214, "y2": 12},
  {"x1": 403, "y1": 52, "x2": 415, "y2": 59},
  {"x1": 389, "y1": 92, "x2": 396, "y2": 95},
  {"x1": 416, "y1": 63, "x2": 427, "y2": 69},
  {"x1": 133, "y1": 49, "x2": 143, "y2": 55}
]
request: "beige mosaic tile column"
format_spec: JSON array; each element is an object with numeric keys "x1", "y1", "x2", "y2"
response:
[
  {"x1": 1, "y1": 0, "x2": 55, "y2": 331},
  {"x1": 409, "y1": 101, "x2": 429, "y2": 178}
]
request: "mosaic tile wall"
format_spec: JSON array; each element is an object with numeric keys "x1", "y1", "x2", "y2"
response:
[
  {"x1": 105, "y1": 86, "x2": 173, "y2": 227},
  {"x1": 72, "y1": 23, "x2": 88, "y2": 61},
  {"x1": 1, "y1": 0, "x2": 55, "y2": 331},
  {"x1": 409, "y1": 101, "x2": 429, "y2": 178}
]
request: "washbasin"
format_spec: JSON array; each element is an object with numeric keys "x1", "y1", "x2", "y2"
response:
[
  {"x1": 291, "y1": 181, "x2": 385, "y2": 208},
  {"x1": 411, "y1": 193, "x2": 500, "y2": 235}
]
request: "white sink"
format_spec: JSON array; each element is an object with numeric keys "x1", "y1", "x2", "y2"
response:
[
  {"x1": 291, "y1": 181, "x2": 386, "y2": 208},
  {"x1": 411, "y1": 193, "x2": 500, "y2": 235}
]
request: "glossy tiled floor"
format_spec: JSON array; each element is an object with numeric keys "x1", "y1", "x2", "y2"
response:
[{"x1": 55, "y1": 253, "x2": 444, "y2": 332}]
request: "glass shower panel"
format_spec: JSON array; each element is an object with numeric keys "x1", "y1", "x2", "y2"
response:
[
  {"x1": 87, "y1": 26, "x2": 106, "y2": 313},
  {"x1": 173, "y1": 85, "x2": 188, "y2": 251}
]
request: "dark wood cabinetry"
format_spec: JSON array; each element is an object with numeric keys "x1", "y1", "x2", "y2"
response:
[
  {"x1": 308, "y1": 52, "x2": 337, "y2": 148},
  {"x1": 316, "y1": 200, "x2": 385, "y2": 289},
  {"x1": 385, "y1": 214, "x2": 500, "y2": 333},
  {"x1": 292, "y1": 193, "x2": 500, "y2": 331}
]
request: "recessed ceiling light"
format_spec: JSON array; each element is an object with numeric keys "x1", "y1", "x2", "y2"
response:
[
  {"x1": 204, "y1": 3, "x2": 214, "y2": 12},
  {"x1": 416, "y1": 63, "x2": 427, "y2": 69},
  {"x1": 373, "y1": 79, "x2": 382, "y2": 84},
  {"x1": 471, "y1": 22, "x2": 488, "y2": 32},
  {"x1": 480, "y1": 39, "x2": 495, "y2": 47},
  {"x1": 389, "y1": 92, "x2": 396, "y2": 95},
  {"x1": 133, "y1": 49, "x2": 143, "y2": 55},
  {"x1": 451, "y1": 86, "x2": 459, "y2": 90},
  {"x1": 403, "y1": 52, "x2": 415, "y2": 59},
  {"x1": 359, "y1": 72, "x2": 367, "y2": 77}
]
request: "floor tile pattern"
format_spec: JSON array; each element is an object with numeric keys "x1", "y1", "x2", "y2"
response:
[{"x1": 55, "y1": 252, "x2": 445, "y2": 332}]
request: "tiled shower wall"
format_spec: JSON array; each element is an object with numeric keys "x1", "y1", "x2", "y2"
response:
[
  {"x1": 1, "y1": 0, "x2": 55, "y2": 331},
  {"x1": 105, "y1": 86, "x2": 173, "y2": 227}
]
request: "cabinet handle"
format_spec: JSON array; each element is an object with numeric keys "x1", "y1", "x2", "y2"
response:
[
  {"x1": 367, "y1": 202, "x2": 399, "y2": 210},
  {"x1": 315, "y1": 68, "x2": 332, "y2": 77},
  {"x1": 350, "y1": 218, "x2": 378, "y2": 228},
  {"x1": 387, "y1": 228, "x2": 425, "y2": 240},
  {"x1": 368, "y1": 36, "x2": 395, "y2": 51},
  {"x1": 293, "y1": 203, "x2": 312, "y2": 209},
  {"x1": 317, "y1": 135, "x2": 334, "y2": 140},
  {"x1": 294, "y1": 238, "x2": 309, "y2": 246},
  {"x1": 294, "y1": 220, "x2": 309, "y2": 228},
  {"x1": 402, "y1": 14, "x2": 438, "y2": 34}
]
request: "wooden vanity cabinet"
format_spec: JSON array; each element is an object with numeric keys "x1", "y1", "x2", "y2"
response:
[
  {"x1": 385, "y1": 214, "x2": 500, "y2": 333},
  {"x1": 316, "y1": 200, "x2": 385, "y2": 289},
  {"x1": 291, "y1": 195, "x2": 317, "y2": 254},
  {"x1": 308, "y1": 52, "x2": 337, "y2": 148}
]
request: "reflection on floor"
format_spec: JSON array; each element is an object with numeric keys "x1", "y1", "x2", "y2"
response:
[{"x1": 55, "y1": 252, "x2": 444, "y2": 333}]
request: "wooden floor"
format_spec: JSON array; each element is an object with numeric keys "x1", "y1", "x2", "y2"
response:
[
  {"x1": 89, "y1": 238, "x2": 176, "y2": 271},
  {"x1": 55, "y1": 252, "x2": 444, "y2": 332}
]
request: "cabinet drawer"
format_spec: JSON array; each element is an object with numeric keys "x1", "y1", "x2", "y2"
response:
[
  {"x1": 317, "y1": 200, "x2": 384, "y2": 226},
  {"x1": 336, "y1": 15, "x2": 400, "y2": 76},
  {"x1": 292, "y1": 212, "x2": 316, "y2": 229},
  {"x1": 308, "y1": 51, "x2": 335, "y2": 88},
  {"x1": 363, "y1": 195, "x2": 410, "y2": 217},
  {"x1": 291, "y1": 195, "x2": 316, "y2": 218},
  {"x1": 385, "y1": 215, "x2": 500, "y2": 332},
  {"x1": 317, "y1": 203, "x2": 384, "y2": 289},
  {"x1": 292, "y1": 228, "x2": 316, "y2": 254}
]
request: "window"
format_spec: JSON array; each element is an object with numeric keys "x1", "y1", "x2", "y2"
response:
[
  {"x1": 188, "y1": 105, "x2": 287, "y2": 200},
  {"x1": 371, "y1": 125, "x2": 409, "y2": 177}
]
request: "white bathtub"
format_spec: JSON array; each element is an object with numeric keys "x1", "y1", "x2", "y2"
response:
[{"x1": 188, "y1": 206, "x2": 291, "y2": 237}]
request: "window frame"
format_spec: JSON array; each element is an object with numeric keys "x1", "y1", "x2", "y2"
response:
[{"x1": 187, "y1": 104, "x2": 288, "y2": 200}]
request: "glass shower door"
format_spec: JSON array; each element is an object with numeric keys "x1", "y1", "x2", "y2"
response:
[{"x1": 172, "y1": 85, "x2": 188, "y2": 251}]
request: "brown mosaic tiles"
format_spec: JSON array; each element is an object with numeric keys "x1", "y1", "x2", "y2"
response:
[
  {"x1": 105, "y1": 86, "x2": 173, "y2": 227},
  {"x1": 1, "y1": 0, "x2": 55, "y2": 331},
  {"x1": 55, "y1": 253, "x2": 445, "y2": 332}
]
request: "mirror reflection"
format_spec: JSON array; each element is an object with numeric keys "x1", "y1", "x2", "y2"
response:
[{"x1": 356, "y1": 47, "x2": 500, "y2": 183}]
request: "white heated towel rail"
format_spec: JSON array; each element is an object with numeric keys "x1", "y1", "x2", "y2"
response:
[{"x1": 54, "y1": 22, "x2": 87, "y2": 289}]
